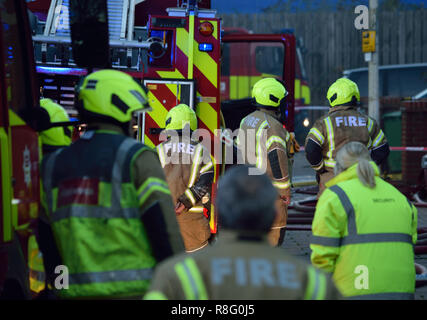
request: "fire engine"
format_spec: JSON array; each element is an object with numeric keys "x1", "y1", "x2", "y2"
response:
[
  {"x1": 0, "y1": 0, "x2": 41, "y2": 298},
  {"x1": 0, "y1": 0, "x2": 298, "y2": 297},
  {"x1": 29, "y1": 0, "x2": 298, "y2": 229}
]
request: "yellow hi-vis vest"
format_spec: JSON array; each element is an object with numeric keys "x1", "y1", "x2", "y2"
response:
[
  {"x1": 310, "y1": 162, "x2": 417, "y2": 299},
  {"x1": 28, "y1": 235, "x2": 45, "y2": 293}
]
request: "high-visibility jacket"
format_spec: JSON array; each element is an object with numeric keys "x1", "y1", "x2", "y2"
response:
[
  {"x1": 40, "y1": 127, "x2": 184, "y2": 298},
  {"x1": 157, "y1": 136, "x2": 214, "y2": 253},
  {"x1": 237, "y1": 110, "x2": 292, "y2": 229},
  {"x1": 28, "y1": 234, "x2": 46, "y2": 293},
  {"x1": 310, "y1": 162, "x2": 417, "y2": 299},
  {"x1": 305, "y1": 106, "x2": 387, "y2": 172},
  {"x1": 144, "y1": 230, "x2": 342, "y2": 300}
]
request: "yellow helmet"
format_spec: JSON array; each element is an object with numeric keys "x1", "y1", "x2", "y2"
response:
[
  {"x1": 252, "y1": 78, "x2": 288, "y2": 108},
  {"x1": 76, "y1": 69, "x2": 152, "y2": 123},
  {"x1": 327, "y1": 78, "x2": 360, "y2": 107},
  {"x1": 40, "y1": 98, "x2": 72, "y2": 147},
  {"x1": 165, "y1": 104, "x2": 197, "y2": 131}
]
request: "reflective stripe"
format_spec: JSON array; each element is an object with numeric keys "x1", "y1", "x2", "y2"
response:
[
  {"x1": 348, "y1": 292, "x2": 414, "y2": 300},
  {"x1": 317, "y1": 272, "x2": 327, "y2": 300},
  {"x1": 310, "y1": 235, "x2": 341, "y2": 247},
  {"x1": 188, "y1": 206, "x2": 204, "y2": 213},
  {"x1": 373, "y1": 130, "x2": 385, "y2": 147},
  {"x1": 324, "y1": 117, "x2": 335, "y2": 161},
  {"x1": 311, "y1": 233, "x2": 413, "y2": 247},
  {"x1": 341, "y1": 233, "x2": 413, "y2": 246},
  {"x1": 144, "y1": 290, "x2": 168, "y2": 300},
  {"x1": 367, "y1": 137, "x2": 373, "y2": 149},
  {"x1": 29, "y1": 269, "x2": 46, "y2": 289},
  {"x1": 324, "y1": 159, "x2": 336, "y2": 168},
  {"x1": 312, "y1": 233, "x2": 413, "y2": 247},
  {"x1": 312, "y1": 159, "x2": 324, "y2": 171},
  {"x1": 182, "y1": 261, "x2": 200, "y2": 299},
  {"x1": 68, "y1": 268, "x2": 153, "y2": 285},
  {"x1": 304, "y1": 266, "x2": 315, "y2": 299},
  {"x1": 368, "y1": 118, "x2": 374, "y2": 133},
  {"x1": 184, "y1": 258, "x2": 208, "y2": 300},
  {"x1": 272, "y1": 180, "x2": 291, "y2": 190},
  {"x1": 285, "y1": 131, "x2": 291, "y2": 143},
  {"x1": 157, "y1": 144, "x2": 166, "y2": 168},
  {"x1": 175, "y1": 261, "x2": 195, "y2": 299},
  {"x1": 138, "y1": 177, "x2": 170, "y2": 205},
  {"x1": 256, "y1": 121, "x2": 269, "y2": 169},
  {"x1": 44, "y1": 148, "x2": 65, "y2": 213},
  {"x1": 305, "y1": 266, "x2": 326, "y2": 300},
  {"x1": 185, "y1": 189, "x2": 196, "y2": 206},
  {"x1": 309, "y1": 128, "x2": 325, "y2": 145},
  {"x1": 51, "y1": 206, "x2": 140, "y2": 223},
  {"x1": 200, "y1": 161, "x2": 213, "y2": 174},
  {"x1": 188, "y1": 145, "x2": 203, "y2": 188},
  {"x1": 329, "y1": 185, "x2": 357, "y2": 234},
  {"x1": 266, "y1": 135, "x2": 287, "y2": 150},
  {"x1": 112, "y1": 138, "x2": 139, "y2": 210},
  {"x1": 45, "y1": 138, "x2": 141, "y2": 215}
]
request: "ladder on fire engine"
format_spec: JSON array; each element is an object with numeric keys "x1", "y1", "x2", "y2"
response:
[
  {"x1": 32, "y1": 0, "x2": 157, "y2": 65},
  {"x1": 43, "y1": 0, "x2": 135, "y2": 41}
]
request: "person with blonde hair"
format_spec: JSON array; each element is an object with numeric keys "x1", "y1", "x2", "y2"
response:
[{"x1": 310, "y1": 141, "x2": 418, "y2": 299}]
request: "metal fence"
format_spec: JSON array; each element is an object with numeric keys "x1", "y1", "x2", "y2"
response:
[{"x1": 220, "y1": 9, "x2": 427, "y2": 105}]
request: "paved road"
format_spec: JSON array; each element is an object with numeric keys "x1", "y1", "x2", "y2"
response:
[{"x1": 282, "y1": 151, "x2": 427, "y2": 300}]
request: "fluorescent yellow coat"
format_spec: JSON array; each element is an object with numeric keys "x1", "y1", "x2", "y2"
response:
[{"x1": 310, "y1": 162, "x2": 417, "y2": 299}]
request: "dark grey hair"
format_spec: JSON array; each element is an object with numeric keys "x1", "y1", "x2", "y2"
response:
[{"x1": 216, "y1": 165, "x2": 278, "y2": 232}]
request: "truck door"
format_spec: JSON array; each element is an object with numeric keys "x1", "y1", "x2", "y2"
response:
[
  {"x1": 221, "y1": 34, "x2": 296, "y2": 132},
  {"x1": 0, "y1": 0, "x2": 40, "y2": 298}
]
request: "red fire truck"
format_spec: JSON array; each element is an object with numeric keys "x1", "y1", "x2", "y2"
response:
[
  {"x1": 0, "y1": 0, "x2": 298, "y2": 297},
  {"x1": 0, "y1": 0, "x2": 42, "y2": 298},
  {"x1": 29, "y1": 0, "x2": 297, "y2": 229},
  {"x1": 221, "y1": 27, "x2": 311, "y2": 107}
]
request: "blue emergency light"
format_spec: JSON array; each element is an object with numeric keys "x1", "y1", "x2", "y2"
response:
[
  {"x1": 198, "y1": 43, "x2": 213, "y2": 52},
  {"x1": 36, "y1": 66, "x2": 87, "y2": 75}
]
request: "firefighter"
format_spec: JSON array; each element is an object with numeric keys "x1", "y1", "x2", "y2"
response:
[
  {"x1": 310, "y1": 142, "x2": 417, "y2": 299},
  {"x1": 156, "y1": 103, "x2": 214, "y2": 253},
  {"x1": 30, "y1": 99, "x2": 73, "y2": 295},
  {"x1": 305, "y1": 78, "x2": 390, "y2": 196},
  {"x1": 237, "y1": 78, "x2": 292, "y2": 247},
  {"x1": 37, "y1": 69, "x2": 185, "y2": 299},
  {"x1": 39, "y1": 98, "x2": 73, "y2": 155},
  {"x1": 144, "y1": 165, "x2": 341, "y2": 300}
]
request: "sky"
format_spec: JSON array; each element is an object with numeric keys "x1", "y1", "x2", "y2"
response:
[{"x1": 211, "y1": 0, "x2": 427, "y2": 13}]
